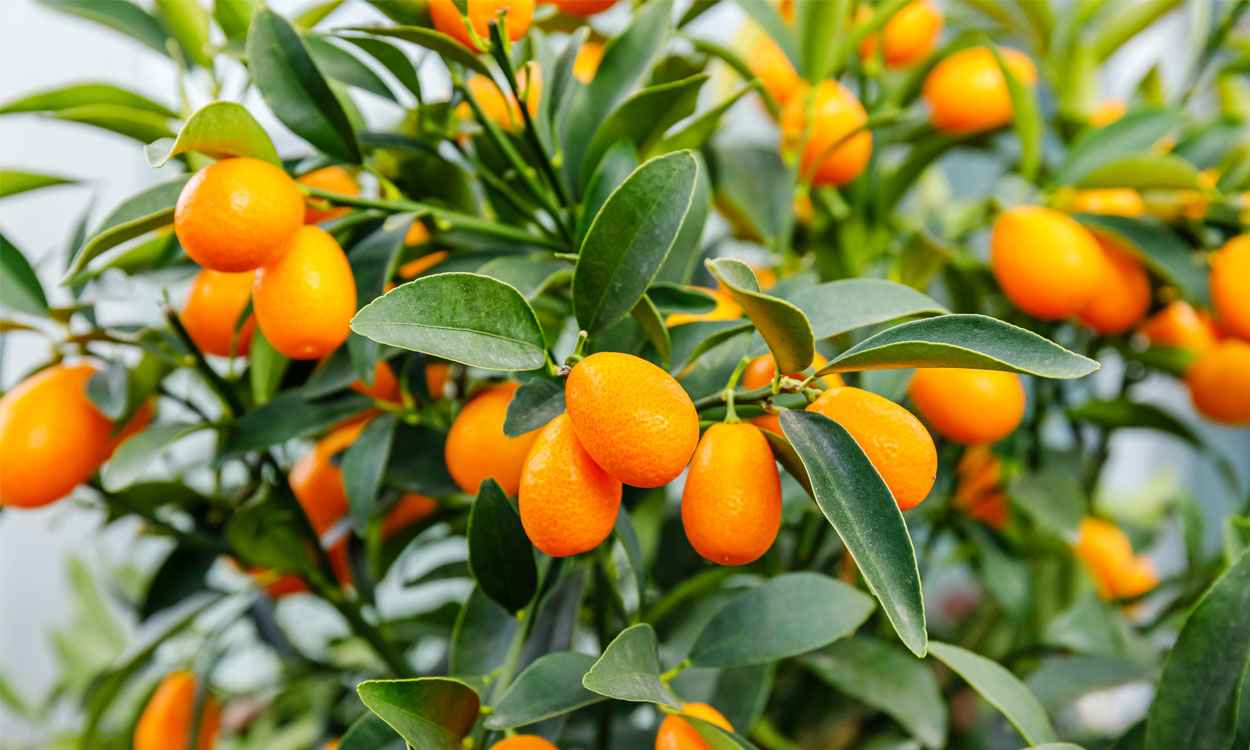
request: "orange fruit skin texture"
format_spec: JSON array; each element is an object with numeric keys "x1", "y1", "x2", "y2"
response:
[
  {"x1": 907, "y1": 368, "x2": 1026, "y2": 444},
  {"x1": 806, "y1": 387, "x2": 937, "y2": 511},
  {"x1": 253, "y1": 226, "x2": 356, "y2": 360},
  {"x1": 133, "y1": 671, "x2": 220, "y2": 750},
  {"x1": 666, "y1": 286, "x2": 741, "y2": 327},
  {"x1": 1077, "y1": 236, "x2": 1152, "y2": 335},
  {"x1": 351, "y1": 361, "x2": 401, "y2": 402},
  {"x1": 573, "y1": 41, "x2": 604, "y2": 83},
  {"x1": 655, "y1": 703, "x2": 734, "y2": 750},
  {"x1": 380, "y1": 493, "x2": 439, "y2": 538},
  {"x1": 174, "y1": 157, "x2": 304, "y2": 272},
  {"x1": 780, "y1": 80, "x2": 871, "y2": 187},
  {"x1": 923, "y1": 47, "x2": 1037, "y2": 134},
  {"x1": 444, "y1": 382, "x2": 541, "y2": 496},
  {"x1": 565, "y1": 352, "x2": 700, "y2": 488},
  {"x1": 990, "y1": 206, "x2": 1102, "y2": 320},
  {"x1": 1187, "y1": 340, "x2": 1250, "y2": 425},
  {"x1": 297, "y1": 166, "x2": 358, "y2": 224},
  {"x1": 1211, "y1": 235, "x2": 1250, "y2": 341},
  {"x1": 519, "y1": 413, "x2": 622, "y2": 557},
  {"x1": 0, "y1": 364, "x2": 114, "y2": 508},
  {"x1": 1067, "y1": 188, "x2": 1146, "y2": 217},
  {"x1": 747, "y1": 34, "x2": 800, "y2": 106},
  {"x1": 180, "y1": 269, "x2": 256, "y2": 357},
  {"x1": 1073, "y1": 518, "x2": 1158, "y2": 600},
  {"x1": 682, "y1": 423, "x2": 782, "y2": 565},
  {"x1": 428, "y1": 0, "x2": 534, "y2": 52},
  {"x1": 546, "y1": 0, "x2": 617, "y2": 15},
  {"x1": 1139, "y1": 301, "x2": 1220, "y2": 352},
  {"x1": 858, "y1": 0, "x2": 943, "y2": 67},
  {"x1": 290, "y1": 421, "x2": 365, "y2": 536},
  {"x1": 740, "y1": 353, "x2": 845, "y2": 436},
  {"x1": 491, "y1": 735, "x2": 559, "y2": 750}
]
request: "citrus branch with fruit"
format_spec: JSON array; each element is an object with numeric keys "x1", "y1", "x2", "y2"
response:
[{"x1": 1, "y1": 1, "x2": 1248, "y2": 749}]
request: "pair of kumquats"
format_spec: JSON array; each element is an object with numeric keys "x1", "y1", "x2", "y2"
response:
[{"x1": 485, "y1": 701, "x2": 734, "y2": 750}]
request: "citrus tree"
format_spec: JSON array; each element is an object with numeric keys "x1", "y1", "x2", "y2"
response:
[{"x1": 1, "y1": 0, "x2": 1249, "y2": 749}]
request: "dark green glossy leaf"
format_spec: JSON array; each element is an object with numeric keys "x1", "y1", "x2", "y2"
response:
[
  {"x1": 340, "y1": 36, "x2": 423, "y2": 100},
  {"x1": 1, "y1": 83, "x2": 175, "y2": 118},
  {"x1": 248, "y1": 9, "x2": 361, "y2": 162},
  {"x1": 577, "y1": 140, "x2": 639, "y2": 247},
  {"x1": 632, "y1": 294, "x2": 671, "y2": 370},
  {"x1": 818, "y1": 314, "x2": 1099, "y2": 378},
  {"x1": 38, "y1": 0, "x2": 171, "y2": 57},
  {"x1": 145, "y1": 101, "x2": 280, "y2": 167},
  {"x1": 467, "y1": 479, "x2": 537, "y2": 613},
  {"x1": 451, "y1": 588, "x2": 518, "y2": 677},
  {"x1": 760, "y1": 429, "x2": 813, "y2": 498},
  {"x1": 339, "y1": 714, "x2": 405, "y2": 750},
  {"x1": 227, "y1": 486, "x2": 317, "y2": 574},
  {"x1": 649, "y1": 283, "x2": 715, "y2": 315},
  {"x1": 140, "y1": 546, "x2": 215, "y2": 621},
  {"x1": 63, "y1": 176, "x2": 189, "y2": 281},
  {"x1": 780, "y1": 410, "x2": 927, "y2": 656},
  {"x1": 1052, "y1": 108, "x2": 1183, "y2": 186},
  {"x1": 342, "y1": 413, "x2": 397, "y2": 533},
  {"x1": 784, "y1": 278, "x2": 948, "y2": 340},
  {"x1": 573, "y1": 151, "x2": 699, "y2": 334},
  {"x1": 1074, "y1": 214, "x2": 1208, "y2": 303},
  {"x1": 484, "y1": 652, "x2": 602, "y2": 729},
  {"x1": 1145, "y1": 550, "x2": 1250, "y2": 750},
  {"x1": 219, "y1": 391, "x2": 373, "y2": 459},
  {"x1": 387, "y1": 423, "x2": 457, "y2": 497},
  {"x1": 688, "y1": 715, "x2": 758, "y2": 750},
  {"x1": 801, "y1": 637, "x2": 947, "y2": 749},
  {"x1": 1067, "y1": 398, "x2": 1201, "y2": 446},
  {"x1": 708, "y1": 144, "x2": 790, "y2": 241},
  {"x1": 582, "y1": 624, "x2": 680, "y2": 708},
  {"x1": 707, "y1": 257, "x2": 814, "y2": 374},
  {"x1": 690, "y1": 573, "x2": 875, "y2": 668},
  {"x1": 0, "y1": 233, "x2": 48, "y2": 316},
  {"x1": 656, "y1": 82, "x2": 758, "y2": 154},
  {"x1": 344, "y1": 26, "x2": 493, "y2": 77},
  {"x1": 352, "y1": 273, "x2": 547, "y2": 371},
  {"x1": 102, "y1": 423, "x2": 203, "y2": 492},
  {"x1": 928, "y1": 641, "x2": 1058, "y2": 746},
  {"x1": 356, "y1": 678, "x2": 480, "y2": 750},
  {"x1": 503, "y1": 377, "x2": 565, "y2": 438},
  {"x1": 1007, "y1": 470, "x2": 1085, "y2": 539},
  {"x1": 304, "y1": 34, "x2": 396, "y2": 101},
  {"x1": 655, "y1": 151, "x2": 710, "y2": 284}
]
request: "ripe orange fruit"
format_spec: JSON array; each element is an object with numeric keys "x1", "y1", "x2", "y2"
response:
[
  {"x1": 1066, "y1": 188, "x2": 1146, "y2": 217},
  {"x1": 133, "y1": 670, "x2": 220, "y2": 750},
  {"x1": 297, "y1": 166, "x2": 358, "y2": 224},
  {"x1": 1089, "y1": 98, "x2": 1126, "y2": 128},
  {"x1": 655, "y1": 703, "x2": 734, "y2": 750},
  {"x1": 990, "y1": 206, "x2": 1102, "y2": 320},
  {"x1": 858, "y1": 0, "x2": 943, "y2": 67},
  {"x1": 404, "y1": 221, "x2": 431, "y2": 247},
  {"x1": 1186, "y1": 339, "x2": 1250, "y2": 425},
  {"x1": 747, "y1": 33, "x2": 800, "y2": 106},
  {"x1": 953, "y1": 444, "x2": 1009, "y2": 528},
  {"x1": 351, "y1": 360, "x2": 401, "y2": 402},
  {"x1": 740, "y1": 353, "x2": 845, "y2": 436},
  {"x1": 573, "y1": 41, "x2": 604, "y2": 83},
  {"x1": 426, "y1": 362, "x2": 450, "y2": 400},
  {"x1": 546, "y1": 0, "x2": 617, "y2": 15},
  {"x1": 398, "y1": 250, "x2": 447, "y2": 279},
  {"x1": 907, "y1": 368, "x2": 1026, "y2": 444},
  {"x1": 381, "y1": 493, "x2": 438, "y2": 538},
  {"x1": 444, "y1": 382, "x2": 541, "y2": 496},
  {"x1": 428, "y1": 0, "x2": 534, "y2": 52},
  {"x1": 806, "y1": 387, "x2": 936, "y2": 510},
  {"x1": 1210, "y1": 235, "x2": 1250, "y2": 341},
  {"x1": 253, "y1": 226, "x2": 356, "y2": 360},
  {"x1": 180, "y1": 268, "x2": 256, "y2": 357},
  {"x1": 666, "y1": 286, "x2": 741, "y2": 327},
  {"x1": 174, "y1": 157, "x2": 304, "y2": 272},
  {"x1": 1077, "y1": 235, "x2": 1151, "y2": 335},
  {"x1": 565, "y1": 352, "x2": 700, "y2": 488},
  {"x1": 290, "y1": 421, "x2": 366, "y2": 536},
  {"x1": 461, "y1": 67, "x2": 540, "y2": 129},
  {"x1": 0, "y1": 364, "x2": 114, "y2": 508},
  {"x1": 491, "y1": 735, "x2": 559, "y2": 750},
  {"x1": 780, "y1": 80, "x2": 871, "y2": 186},
  {"x1": 1138, "y1": 301, "x2": 1220, "y2": 352},
  {"x1": 519, "y1": 413, "x2": 621, "y2": 557},
  {"x1": 1073, "y1": 518, "x2": 1157, "y2": 600},
  {"x1": 923, "y1": 47, "x2": 1037, "y2": 134},
  {"x1": 682, "y1": 423, "x2": 781, "y2": 565}
]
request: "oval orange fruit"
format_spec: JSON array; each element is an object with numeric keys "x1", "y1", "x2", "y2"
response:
[
  {"x1": 990, "y1": 206, "x2": 1103, "y2": 320},
  {"x1": 290, "y1": 421, "x2": 365, "y2": 536},
  {"x1": 682, "y1": 422, "x2": 781, "y2": 565},
  {"x1": 1186, "y1": 339, "x2": 1250, "y2": 425},
  {"x1": 780, "y1": 80, "x2": 872, "y2": 186},
  {"x1": 655, "y1": 703, "x2": 734, "y2": 750},
  {"x1": 253, "y1": 225, "x2": 356, "y2": 360},
  {"x1": 297, "y1": 166, "x2": 358, "y2": 224},
  {"x1": 565, "y1": 352, "x2": 700, "y2": 488},
  {"x1": 428, "y1": 0, "x2": 534, "y2": 52},
  {"x1": 381, "y1": 493, "x2": 439, "y2": 538},
  {"x1": 740, "y1": 353, "x2": 844, "y2": 436},
  {"x1": 351, "y1": 360, "x2": 402, "y2": 402},
  {"x1": 180, "y1": 268, "x2": 256, "y2": 357},
  {"x1": 444, "y1": 382, "x2": 541, "y2": 496},
  {"x1": 133, "y1": 670, "x2": 220, "y2": 750},
  {"x1": 1077, "y1": 235, "x2": 1151, "y2": 335},
  {"x1": 858, "y1": 0, "x2": 943, "y2": 67},
  {"x1": 491, "y1": 735, "x2": 559, "y2": 750},
  {"x1": 1067, "y1": 188, "x2": 1146, "y2": 217},
  {"x1": 923, "y1": 46, "x2": 1037, "y2": 134},
  {"x1": 907, "y1": 368, "x2": 1026, "y2": 444},
  {"x1": 1073, "y1": 517, "x2": 1158, "y2": 600},
  {"x1": 1138, "y1": 301, "x2": 1219, "y2": 352},
  {"x1": 747, "y1": 33, "x2": 800, "y2": 106},
  {"x1": 1210, "y1": 234, "x2": 1250, "y2": 341}
]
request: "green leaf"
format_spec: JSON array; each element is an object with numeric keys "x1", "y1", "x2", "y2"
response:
[
  {"x1": 795, "y1": 0, "x2": 847, "y2": 81},
  {"x1": 475, "y1": 257, "x2": 571, "y2": 300},
  {"x1": 779, "y1": 411, "x2": 927, "y2": 656},
  {"x1": 219, "y1": 391, "x2": 373, "y2": 459},
  {"x1": 579, "y1": 74, "x2": 708, "y2": 187},
  {"x1": 817, "y1": 314, "x2": 1100, "y2": 378},
  {"x1": 145, "y1": 101, "x2": 280, "y2": 167},
  {"x1": 340, "y1": 36, "x2": 423, "y2": 100},
  {"x1": 1052, "y1": 108, "x2": 1183, "y2": 186},
  {"x1": 356, "y1": 678, "x2": 480, "y2": 750},
  {"x1": 352, "y1": 273, "x2": 547, "y2": 371},
  {"x1": 928, "y1": 641, "x2": 1058, "y2": 746},
  {"x1": 649, "y1": 283, "x2": 716, "y2": 314},
  {"x1": 0, "y1": 233, "x2": 48, "y2": 316},
  {"x1": 155, "y1": 0, "x2": 212, "y2": 67},
  {"x1": 484, "y1": 652, "x2": 603, "y2": 729},
  {"x1": 707, "y1": 257, "x2": 814, "y2": 374},
  {"x1": 1092, "y1": 0, "x2": 1182, "y2": 60},
  {"x1": 140, "y1": 545, "x2": 216, "y2": 621},
  {"x1": 248, "y1": 8, "x2": 361, "y2": 162},
  {"x1": 467, "y1": 479, "x2": 537, "y2": 613},
  {"x1": 632, "y1": 295, "x2": 672, "y2": 370},
  {"x1": 1007, "y1": 470, "x2": 1085, "y2": 539},
  {"x1": 227, "y1": 486, "x2": 318, "y2": 574},
  {"x1": 760, "y1": 430, "x2": 814, "y2": 498},
  {"x1": 451, "y1": 589, "x2": 519, "y2": 679},
  {"x1": 656, "y1": 82, "x2": 759, "y2": 154},
  {"x1": 248, "y1": 327, "x2": 289, "y2": 405},
  {"x1": 577, "y1": 140, "x2": 639, "y2": 247},
  {"x1": 1067, "y1": 399, "x2": 1201, "y2": 446},
  {"x1": 1, "y1": 83, "x2": 175, "y2": 118},
  {"x1": 1145, "y1": 550, "x2": 1250, "y2": 750},
  {"x1": 342, "y1": 413, "x2": 397, "y2": 533},
  {"x1": 51, "y1": 104, "x2": 175, "y2": 143},
  {"x1": 102, "y1": 423, "x2": 203, "y2": 492},
  {"x1": 0, "y1": 170, "x2": 76, "y2": 200},
  {"x1": 339, "y1": 714, "x2": 405, "y2": 750},
  {"x1": 687, "y1": 715, "x2": 759, "y2": 750},
  {"x1": 503, "y1": 377, "x2": 565, "y2": 438},
  {"x1": 1026, "y1": 656, "x2": 1155, "y2": 714},
  {"x1": 343, "y1": 26, "x2": 493, "y2": 77},
  {"x1": 63, "y1": 176, "x2": 188, "y2": 281},
  {"x1": 582, "y1": 623, "x2": 680, "y2": 708},
  {"x1": 1077, "y1": 153, "x2": 1201, "y2": 189},
  {"x1": 573, "y1": 151, "x2": 699, "y2": 334},
  {"x1": 38, "y1": 0, "x2": 172, "y2": 57},
  {"x1": 801, "y1": 637, "x2": 947, "y2": 750},
  {"x1": 709, "y1": 144, "x2": 791, "y2": 241},
  {"x1": 990, "y1": 43, "x2": 1042, "y2": 180},
  {"x1": 214, "y1": 0, "x2": 262, "y2": 40},
  {"x1": 1073, "y1": 214, "x2": 1208, "y2": 304},
  {"x1": 690, "y1": 573, "x2": 875, "y2": 668},
  {"x1": 303, "y1": 34, "x2": 396, "y2": 101},
  {"x1": 784, "y1": 279, "x2": 948, "y2": 340}
]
